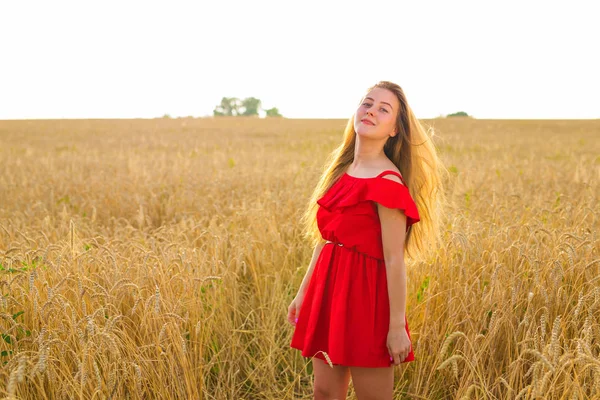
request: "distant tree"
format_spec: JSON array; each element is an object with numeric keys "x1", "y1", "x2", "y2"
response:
[
  {"x1": 265, "y1": 107, "x2": 282, "y2": 117},
  {"x1": 241, "y1": 97, "x2": 261, "y2": 116},
  {"x1": 447, "y1": 111, "x2": 469, "y2": 117},
  {"x1": 213, "y1": 97, "x2": 282, "y2": 117},
  {"x1": 213, "y1": 97, "x2": 242, "y2": 116},
  {"x1": 162, "y1": 113, "x2": 171, "y2": 118}
]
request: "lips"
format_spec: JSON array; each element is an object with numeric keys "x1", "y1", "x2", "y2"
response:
[{"x1": 361, "y1": 118, "x2": 375, "y2": 126}]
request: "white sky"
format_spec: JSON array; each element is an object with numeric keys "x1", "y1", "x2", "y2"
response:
[{"x1": 1, "y1": 0, "x2": 598, "y2": 119}]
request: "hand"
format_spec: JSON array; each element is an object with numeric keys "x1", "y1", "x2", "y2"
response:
[
  {"x1": 387, "y1": 327, "x2": 411, "y2": 365},
  {"x1": 287, "y1": 293, "x2": 304, "y2": 326}
]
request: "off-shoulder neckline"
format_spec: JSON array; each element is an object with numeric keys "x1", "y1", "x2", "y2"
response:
[
  {"x1": 344, "y1": 172, "x2": 376, "y2": 180},
  {"x1": 344, "y1": 169, "x2": 403, "y2": 181}
]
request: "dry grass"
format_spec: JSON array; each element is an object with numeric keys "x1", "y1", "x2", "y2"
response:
[{"x1": 0, "y1": 117, "x2": 598, "y2": 399}]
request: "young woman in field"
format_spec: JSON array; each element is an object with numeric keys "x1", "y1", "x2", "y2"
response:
[{"x1": 288, "y1": 81, "x2": 444, "y2": 399}]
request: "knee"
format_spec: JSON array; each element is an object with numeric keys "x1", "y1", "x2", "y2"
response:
[{"x1": 314, "y1": 383, "x2": 344, "y2": 400}]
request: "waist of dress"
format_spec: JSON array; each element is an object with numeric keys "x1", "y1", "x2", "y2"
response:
[{"x1": 324, "y1": 240, "x2": 383, "y2": 261}]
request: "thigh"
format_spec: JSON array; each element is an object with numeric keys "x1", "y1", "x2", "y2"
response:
[
  {"x1": 313, "y1": 358, "x2": 351, "y2": 400},
  {"x1": 349, "y1": 366, "x2": 394, "y2": 400}
]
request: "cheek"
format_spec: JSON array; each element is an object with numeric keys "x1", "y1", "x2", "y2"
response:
[{"x1": 382, "y1": 114, "x2": 396, "y2": 129}]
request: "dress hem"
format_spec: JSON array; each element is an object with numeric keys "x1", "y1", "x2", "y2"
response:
[{"x1": 290, "y1": 343, "x2": 415, "y2": 368}]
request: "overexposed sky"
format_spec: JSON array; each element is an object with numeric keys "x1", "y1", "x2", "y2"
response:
[{"x1": 1, "y1": 0, "x2": 598, "y2": 119}]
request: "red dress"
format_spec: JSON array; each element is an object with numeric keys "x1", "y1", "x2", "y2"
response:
[{"x1": 290, "y1": 170, "x2": 420, "y2": 367}]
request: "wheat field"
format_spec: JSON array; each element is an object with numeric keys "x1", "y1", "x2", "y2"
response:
[{"x1": 0, "y1": 117, "x2": 598, "y2": 399}]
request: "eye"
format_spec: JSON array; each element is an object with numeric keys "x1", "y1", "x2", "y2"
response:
[
  {"x1": 380, "y1": 108, "x2": 389, "y2": 113},
  {"x1": 362, "y1": 102, "x2": 372, "y2": 107}
]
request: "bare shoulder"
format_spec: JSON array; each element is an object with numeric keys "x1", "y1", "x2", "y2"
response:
[{"x1": 379, "y1": 165, "x2": 405, "y2": 186}]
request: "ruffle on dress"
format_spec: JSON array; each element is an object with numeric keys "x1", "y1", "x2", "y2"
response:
[{"x1": 317, "y1": 173, "x2": 420, "y2": 229}]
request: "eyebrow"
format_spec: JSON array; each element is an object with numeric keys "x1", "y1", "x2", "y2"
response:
[{"x1": 365, "y1": 97, "x2": 393, "y2": 110}]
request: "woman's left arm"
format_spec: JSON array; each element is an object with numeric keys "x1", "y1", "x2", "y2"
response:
[
  {"x1": 377, "y1": 201, "x2": 408, "y2": 324},
  {"x1": 377, "y1": 201, "x2": 411, "y2": 364}
]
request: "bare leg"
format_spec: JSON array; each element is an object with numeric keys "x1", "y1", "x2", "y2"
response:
[
  {"x1": 349, "y1": 366, "x2": 394, "y2": 400},
  {"x1": 313, "y1": 358, "x2": 351, "y2": 400}
]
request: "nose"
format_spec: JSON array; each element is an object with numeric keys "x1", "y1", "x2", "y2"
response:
[{"x1": 366, "y1": 109, "x2": 374, "y2": 117}]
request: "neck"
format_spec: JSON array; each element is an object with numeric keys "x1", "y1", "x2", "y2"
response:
[{"x1": 352, "y1": 135, "x2": 386, "y2": 166}]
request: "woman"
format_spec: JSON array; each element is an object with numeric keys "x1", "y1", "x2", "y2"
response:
[{"x1": 288, "y1": 81, "x2": 444, "y2": 399}]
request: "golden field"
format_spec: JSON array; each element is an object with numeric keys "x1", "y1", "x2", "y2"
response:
[{"x1": 0, "y1": 117, "x2": 598, "y2": 399}]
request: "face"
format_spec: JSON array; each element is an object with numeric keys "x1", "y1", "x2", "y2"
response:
[{"x1": 354, "y1": 87, "x2": 400, "y2": 139}]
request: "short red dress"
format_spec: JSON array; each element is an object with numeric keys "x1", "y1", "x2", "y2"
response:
[{"x1": 290, "y1": 170, "x2": 420, "y2": 367}]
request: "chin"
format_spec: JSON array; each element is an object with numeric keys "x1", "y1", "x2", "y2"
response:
[
  {"x1": 355, "y1": 124, "x2": 369, "y2": 134},
  {"x1": 355, "y1": 126, "x2": 376, "y2": 136},
  {"x1": 355, "y1": 131, "x2": 378, "y2": 140}
]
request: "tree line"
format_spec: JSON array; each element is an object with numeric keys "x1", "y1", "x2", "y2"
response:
[
  {"x1": 446, "y1": 111, "x2": 470, "y2": 117},
  {"x1": 213, "y1": 97, "x2": 282, "y2": 117}
]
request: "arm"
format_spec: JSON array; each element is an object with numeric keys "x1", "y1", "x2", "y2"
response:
[
  {"x1": 296, "y1": 241, "x2": 326, "y2": 296},
  {"x1": 288, "y1": 241, "x2": 326, "y2": 325},
  {"x1": 377, "y1": 198, "x2": 412, "y2": 364},
  {"x1": 377, "y1": 203, "x2": 408, "y2": 326}
]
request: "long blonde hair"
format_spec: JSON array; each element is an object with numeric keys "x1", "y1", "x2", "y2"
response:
[{"x1": 300, "y1": 81, "x2": 447, "y2": 262}]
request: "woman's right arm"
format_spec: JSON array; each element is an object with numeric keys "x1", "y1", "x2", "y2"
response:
[
  {"x1": 296, "y1": 241, "x2": 326, "y2": 296},
  {"x1": 288, "y1": 241, "x2": 326, "y2": 325}
]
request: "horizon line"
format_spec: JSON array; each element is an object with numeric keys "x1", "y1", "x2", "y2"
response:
[{"x1": 1, "y1": 116, "x2": 599, "y2": 122}]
